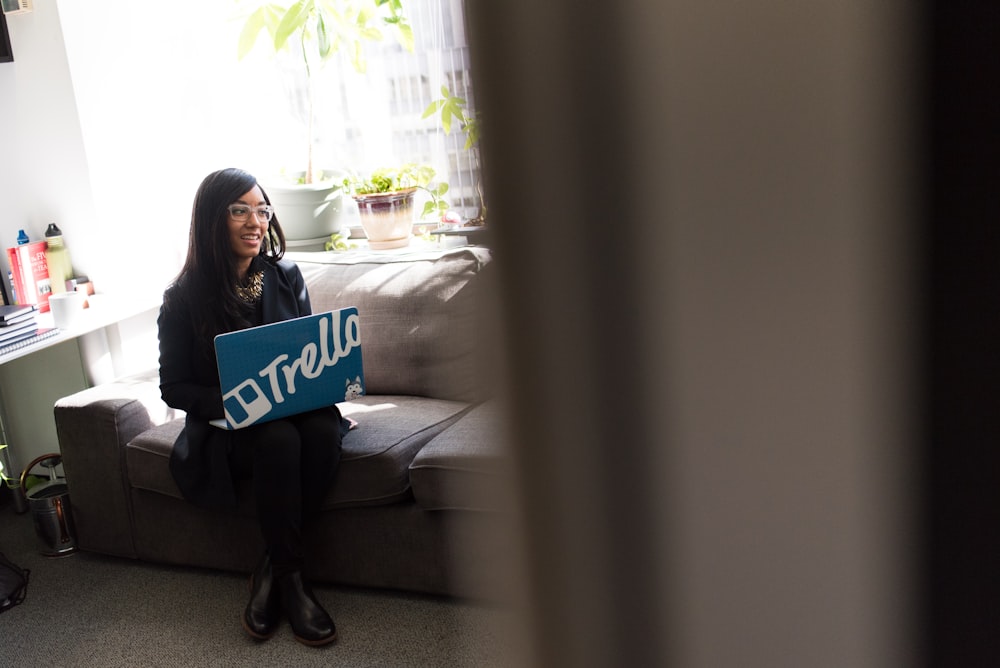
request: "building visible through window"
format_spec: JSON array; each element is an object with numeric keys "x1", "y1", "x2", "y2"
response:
[{"x1": 297, "y1": 0, "x2": 481, "y2": 220}]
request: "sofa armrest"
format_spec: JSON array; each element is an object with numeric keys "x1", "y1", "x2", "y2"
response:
[{"x1": 53, "y1": 370, "x2": 181, "y2": 558}]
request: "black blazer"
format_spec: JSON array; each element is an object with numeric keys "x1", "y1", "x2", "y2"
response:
[{"x1": 158, "y1": 259, "x2": 311, "y2": 509}]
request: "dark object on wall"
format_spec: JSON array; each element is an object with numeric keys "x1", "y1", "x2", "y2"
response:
[{"x1": 0, "y1": 11, "x2": 11, "y2": 63}]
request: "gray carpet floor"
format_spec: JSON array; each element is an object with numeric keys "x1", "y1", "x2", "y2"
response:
[{"x1": 0, "y1": 503, "x2": 522, "y2": 667}]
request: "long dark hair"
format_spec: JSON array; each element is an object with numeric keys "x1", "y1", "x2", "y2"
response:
[{"x1": 169, "y1": 167, "x2": 286, "y2": 341}]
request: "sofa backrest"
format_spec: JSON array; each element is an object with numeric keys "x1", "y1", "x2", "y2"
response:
[{"x1": 291, "y1": 247, "x2": 497, "y2": 403}]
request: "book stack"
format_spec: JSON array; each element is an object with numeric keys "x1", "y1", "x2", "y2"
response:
[{"x1": 0, "y1": 304, "x2": 54, "y2": 354}]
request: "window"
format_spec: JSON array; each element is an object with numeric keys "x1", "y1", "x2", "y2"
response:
[
  {"x1": 55, "y1": 1, "x2": 480, "y2": 292},
  {"x1": 239, "y1": 0, "x2": 481, "y2": 217}
]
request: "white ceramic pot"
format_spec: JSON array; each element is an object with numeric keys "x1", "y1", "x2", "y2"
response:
[
  {"x1": 352, "y1": 188, "x2": 417, "y2": 250},
  {"x1": 264, "y1": 174, "x2": 345, "y2": 251}
]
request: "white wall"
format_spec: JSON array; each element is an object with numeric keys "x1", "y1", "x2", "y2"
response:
[
  {"x1": 1, "y1": 2, "x2": 297, "y2": 295},
  {"x1": 0, "y1": 2, "x2": 277, "y2": 468},
  {"x1": 1, "y1": 3, "x2": 98, "y2": 284},
  {"x1": 55, "y1": 1, "x2": 274, "y2": 292},
  {"x1": 0, "y1": 3, "x2": 162, "y2": 472}
]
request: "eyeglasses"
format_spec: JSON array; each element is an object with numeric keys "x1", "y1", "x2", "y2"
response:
[{"x1": 227, "y1": 204, "x2": 274, "y2": 222}]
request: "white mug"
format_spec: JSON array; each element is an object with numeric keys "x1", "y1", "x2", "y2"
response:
[{"x1": 48, "y1": 290, "x2": 86, "y2": 330}]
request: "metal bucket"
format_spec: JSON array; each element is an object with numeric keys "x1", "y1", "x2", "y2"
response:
[{"x1": 20, "y1": 454, "x2": 77, "y2": 556}]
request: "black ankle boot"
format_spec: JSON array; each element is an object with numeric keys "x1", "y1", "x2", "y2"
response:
[
  {"x1": 242, "y1": 553, "x2": 280, "y2": 640},
  {"x1": 278, "y1": 571, "x2": 337, "y2": 646}
]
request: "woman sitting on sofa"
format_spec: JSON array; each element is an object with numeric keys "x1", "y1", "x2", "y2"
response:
[{"x1": 157, "y1": 167, "x2": 348, "y2": 647}]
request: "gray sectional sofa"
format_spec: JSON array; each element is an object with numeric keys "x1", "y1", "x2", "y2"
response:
[{"x1": 53, "y1": 245, "x2": 515, "y2": 600}]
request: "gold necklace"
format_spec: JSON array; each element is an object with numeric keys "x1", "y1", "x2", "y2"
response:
[{"x1": 236, "y1": 270, "x2": 264, "y2": 304}]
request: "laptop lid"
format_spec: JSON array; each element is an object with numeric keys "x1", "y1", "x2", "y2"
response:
[{"x1": 212, "y1": 307, "x2": 365, "y2": 430}]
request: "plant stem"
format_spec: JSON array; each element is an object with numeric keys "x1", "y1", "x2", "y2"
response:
[
  {"x1": 471, "y1": 146, "x2": 487, "y2": 224},
  {"x1": 302, "y1": 27, "x2": 315, "y2": 184}
]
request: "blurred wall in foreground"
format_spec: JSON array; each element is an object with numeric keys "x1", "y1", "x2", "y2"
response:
[{"x1": 466, "y1": 1, "x2": 920, "y2": 666}]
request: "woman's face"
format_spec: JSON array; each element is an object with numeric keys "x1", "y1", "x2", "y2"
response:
[{"x1": 226, "y1": 184, "x2": 269, "y2": 273}]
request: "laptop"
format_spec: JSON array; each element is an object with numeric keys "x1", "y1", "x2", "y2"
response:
[{"x1": 211, "y1": 307, "x2": 365, "y2": 430}]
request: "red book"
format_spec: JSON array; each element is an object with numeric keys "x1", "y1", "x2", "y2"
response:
[{"x1": 7, "y1": 241, "x2": 50, "y2": 312}]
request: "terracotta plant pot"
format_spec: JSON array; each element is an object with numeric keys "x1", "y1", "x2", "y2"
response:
[{"x1": 352, "y1": 187, "x2": 417, "y2": 250}]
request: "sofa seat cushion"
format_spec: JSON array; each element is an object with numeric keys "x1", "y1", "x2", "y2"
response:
[
  {"x1": 408, "y1": 400, "x2": 513, "y2": 512},
  {"x1": 330, "y1": 395, "x2": 471, "y2": 508},
  {"x1": 125, "y1": 395, "x2": 471, "y2": 510}
]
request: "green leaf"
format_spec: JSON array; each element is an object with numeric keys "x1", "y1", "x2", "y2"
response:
[
  {"x1": 325, "y1": 232, "x2": 350, "y2": 251},
  {"x1": 422, "y1": 99, "x2": 445, "y2": 119},
  {"x1": 274, "y1": 0, "x2": 312, "y2": 51},
  {"x1": 316, "y1": 9, "x2": 332, "y2": 58},
  {"x1": 442, "y1": 86, "x2": 466, "y2": 106},
  {"x1": 422, "y1": 201, "x2": 436, "y2": 219},
  {"x1": 444, "y1": 98, "x2": 466, "y2": 116},
  {"x1": 316, "y1": 7, "x2": 332, "y2": 59},
  {"x1": 350, "y1": 39, "x2": 367, "y2": 73},
  {"x1": 317, "y1": 0, "x2": 341, "y2": 14},
  {"x1": 438, "y1": 93, "x2": 469, "y2": 136},
  {"x1": 414, "y1": 165, "x2": 436, "y2": 185},
  {"x1": 465, "y1": 120, "x2": 480, "y2": 148},
  {"x1": 356, "y1": 5, "x2": 373, "y2": 26},
  {"x1": 395, "y1": 22, "x2": 415, "y2": 52},
  {"x1": 237, "y1": 6, "x2": 270, "y2": 60}
]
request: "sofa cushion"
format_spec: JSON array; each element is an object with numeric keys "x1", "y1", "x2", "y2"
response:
[
  {"x1": 125, "y1": 395, "x2": 471, "y2": 510},
  {"x1": 124, "y1": 419, "x2": 185, "y2": 500},
  {"x1": 330, "y1": 395, "x2": 471, "y2": 508},
  {"x1": 409, "y1": 400, "x2": 513, "y2": 512},
  {"x1": 290, "y1": 247, "x2": 495, "y2": 404}
]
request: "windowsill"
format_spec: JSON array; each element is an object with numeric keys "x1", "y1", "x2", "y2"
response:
[{"x1": 286, "y1": 230, "x2": 488, "y2": 264}]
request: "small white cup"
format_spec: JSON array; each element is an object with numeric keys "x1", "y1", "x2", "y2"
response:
[{"x1": 49, "y1": 291, "x2": 86, "y2": 330}]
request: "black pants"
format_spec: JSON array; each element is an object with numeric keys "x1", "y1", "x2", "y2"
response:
[{"x1": 229, "y1": 407, "x2": 343, "y2": 577}]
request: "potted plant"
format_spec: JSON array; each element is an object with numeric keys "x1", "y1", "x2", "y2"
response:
[
  {"x1": 236, "y1": 0, "x2": 414, "y2": 247},
  {"x1": 422, "y1": 85, "x2": 486, "y2": 225},
  {"x1": 343, "y1": 163, "x2": 449, "y2": 249}
]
